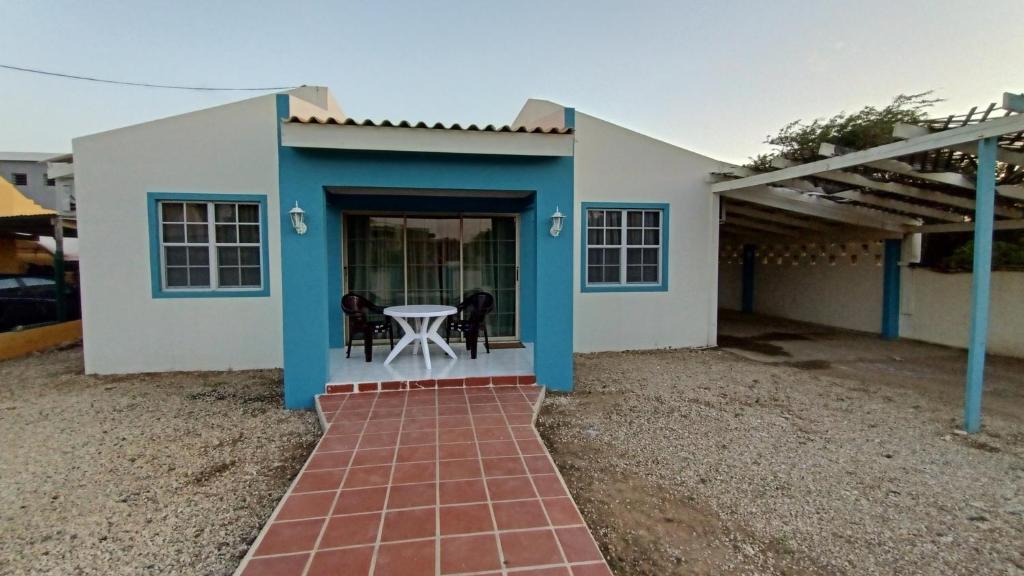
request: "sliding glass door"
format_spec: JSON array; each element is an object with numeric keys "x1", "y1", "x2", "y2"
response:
[{"x1": 344, "y1": 214, "x2": 518, "y2": 340}]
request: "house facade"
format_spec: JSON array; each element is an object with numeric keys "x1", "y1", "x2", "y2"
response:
[
  {"x1": 74, "y1": 86, "x2": 726, "y2": 408},
  {"x1": 0, "y1": 152, "x2": 74, "y2": 213}
]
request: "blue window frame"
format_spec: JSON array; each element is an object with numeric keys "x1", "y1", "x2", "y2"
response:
[
  {"x1": 580, "y1": 202, "x2": 669, "y2": 292},
  {"x1": 147, "y1": 192, "x2": 270, "y2": 298}
]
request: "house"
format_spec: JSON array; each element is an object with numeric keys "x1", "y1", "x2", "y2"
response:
[
  {"x1": 0, "y1": 151, "x2": 74, "y2": 213},
  {"x1": 73, "y1": 86, "x2": 727, "y2": 408}
]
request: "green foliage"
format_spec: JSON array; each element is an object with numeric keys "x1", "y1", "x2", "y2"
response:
[
  {"x1": 943, "y1": 234, "x2": 1024, "y2": 271},
  {"x1": 748, "y1": 92, "x2": 942, "y2": 168}
]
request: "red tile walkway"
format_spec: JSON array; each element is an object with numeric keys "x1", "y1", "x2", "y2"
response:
[{"x1": 236, "y1": 385, "x2": 612, "y2": 576}]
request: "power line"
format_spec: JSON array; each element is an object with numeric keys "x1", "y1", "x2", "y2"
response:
[{"x1": 0, "y1": 63, "x2": 298, "y2": 91}]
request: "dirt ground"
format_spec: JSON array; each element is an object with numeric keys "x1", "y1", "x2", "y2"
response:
[
  {"x1": 539, "y1": 313, "x2": 1024, "y2": 576},
  {"x1": 0, "y1": 345, "x2": 319, "y2": 576}
]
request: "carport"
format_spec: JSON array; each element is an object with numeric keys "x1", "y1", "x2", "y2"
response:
[{"x1": 711, "y1": 92, "x2": 1024, "y2": 433}]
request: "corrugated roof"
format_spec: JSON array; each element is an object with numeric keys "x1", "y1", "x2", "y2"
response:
[
  {"x1": 0, "y1": 151, "x2": 65, "y2": 163},
  {"x1": 285, "y1": 115, "x2": 573, "y2": 134}
]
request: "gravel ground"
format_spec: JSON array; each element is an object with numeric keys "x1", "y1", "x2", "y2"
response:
[
  {"x1": 0, "y1": 345, "x2": 319, "y2": 576},
  {"x1": 539, "y1": 347, "x2": 1024, "y2": 576}
]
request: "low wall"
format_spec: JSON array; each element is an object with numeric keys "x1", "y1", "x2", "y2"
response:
[
  {"x1": 0, "y1": 320, "x2": 82, "y2": 361},
  {"x1": 901, "y1": 269, "x2": 1024, "y2": 358}
]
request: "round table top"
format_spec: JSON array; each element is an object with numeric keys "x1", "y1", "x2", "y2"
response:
[{"x1": 383, "y1": 304, "x2": 457, "y2": 318}]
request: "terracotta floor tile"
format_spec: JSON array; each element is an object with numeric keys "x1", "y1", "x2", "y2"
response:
[
  {"x1": 240, "y1": 553, "x2": 309, "y2": 576},
  {"x1": 472, "y1": 414, "x2": 507, "y2": 428},
  {"x1": 359, "y1": 432, "x2": 399, "y2": 449},
  {"x1": 478, "y1": 440, "x2": 519, "y2": 457},
  {"x1": 440, "y1": 458, "x2": 482, "y2": 481},
  {"x1": 439, "y1": 502, "x2": 494, "y2": 535},
  {"x1": 523, "y1": 454, "x2": 556, "y2": 475},
  {"x1": 486, "y1": 476, "x2": 537, "y2": 501},
  {"x1": 405, "y1": 406, "x2": 436, "y2": 419},
  {"x1": 254, "y1": 518, "x2": 324, "y2": 556},
  {"x1": 392, "y1": 461, "x2": 436, "y2": 484},
  {"x1": 326, "y1": 422, "x2": 364, "y2": 436},
  {"x1": 306, "y1": 545, "x2": 374, "y2": 576},
  {"x1": 493, "y1": 499, "x2": 549, "y2": 530},
  {"x1": 438, "y1": 404, "x2": 470, "y2": 416},
  {"x1": 387, "y1": 482, "x2": 436, "y2": 509},
  {"x1": 475, "y1": 427, "x2": 513, "y2": 442},
  {"x1": 510, "y1": 425, "x2": 537, "y2": 439},
  {"x1": 439, "y1": 478, "x2": 488, "y2": 505},
  {"x1": 344, "y1": 464, "x2": 392, "y2": 488},
  {"x1": 400, "y1": 430, "x2": 437, "y2": 446},
  {"x1": 396, "y1": 444, "x2": 436, "y2": 463},
  {"x1": 368, "y1": 408, "x2": 404, "y2": 420},
  {"x1": 499, "y1": 528, "x2": 565, "y2": 568},
  {"x1": 306, "y1": 450, "x2": 353, "y2": 470},
  {"x1": 276, "y1": 491, "x2": 336, "y2": 521},
  {"x1": 319, "y1": 512, "x2": 381, "y2": 548},
  {"x1": 437, "y1": 415, "x2": 473, "y2": 429},
  {"x1": 543, "y1": 497, "x2": 585, "y2": 526},
  {"x1": 440, "y1": 534, "x2": 501, "y2": 574},
  {"x1": 507, "y1": 412, "x2": 537, "y2": 425},
  {"x1": 363, "y1": 419, "x2": 402, "y2": 434},
  {"x1": 516, "y1": 568, "x2": 572, "y2": 576},
  {"x1": 351, "y1": 447, "x2": 396, "y2": 467},
  {"x1": 481, "y1": 456, "x2": 527, "y2": 478},
  {"x1": 438, "y1": 442, "x2": 477, "y2": 461},
  {"x1": 294, "y1": 469, "x2": 345, "y2": 493},
  {"x1": 374, "y1": 539, "x2": 436, "y2": 576},
  {"x1": 517, "y1": 437, "x2": 547, "y2": 455},
  {"x1": 438, "y1": 427, "x2": 476, "y2": 444},
  {"x1": 468, "y1": 403, "x2": 503, "y2": 415},
  {"x1": 319, "y1": 435, "x2": 360, "y2": 452},
  {"x1": 381, "y1": 507, "x2": 437, "y2": 541},
  {"x1": 532, "y1": 474, "x2": 569, "y2": 498},
  {"x1": 556, "y1": 526, "x2": 604, "y2": 563},
  {"x1": 333, "y1": 486, "x2": 388, "y2": 515}
]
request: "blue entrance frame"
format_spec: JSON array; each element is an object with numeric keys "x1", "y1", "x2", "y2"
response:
[{"x1": 276, "y1": 96, "x2": 574, "y2": 409}]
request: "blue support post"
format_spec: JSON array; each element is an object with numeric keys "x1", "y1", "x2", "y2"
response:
[
  {"x1": 741, "y1": 244, "x2": 755, "y2": 313},
  {"x1": 964, "y1": 137, "x2": 997, "y2": 433},
  {"x1": 881, "y1": 239, "x2": 901, "y2": 340}
]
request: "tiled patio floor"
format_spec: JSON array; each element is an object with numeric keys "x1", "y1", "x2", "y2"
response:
[{"x1": 236, "y1": 385, "x2": 612, "y2": 576}]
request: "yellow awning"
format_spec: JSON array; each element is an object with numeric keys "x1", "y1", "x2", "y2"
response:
[{"x1": 0, "y1": 175, "x2": 54, "y2": 218}]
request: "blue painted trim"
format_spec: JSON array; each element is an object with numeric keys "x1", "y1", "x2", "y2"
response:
[
  {"x1": 741, "y1": 244, "x2": 755, "y2": 313},
  {"x1": 146, "y1": 192, "x2": 270, "y2": 298},
  {"x1": 563, "y1": 107, "x2": 576, "y2": 130},
  {"x1": 327, "y1": 200, "x2": 343, "y2": 348},
  {"x1": 278, "y1": 114, "x2": 574, "y2": 408},
  {"x1": 579, "y1": 202, "x2": 670, "y2": 293},
  {"x1": 964, "y1": 137, "x2": 997, "y2": 433},
  {"x1": 881, "y1": 239, "x2": 901, "y2": 340}
]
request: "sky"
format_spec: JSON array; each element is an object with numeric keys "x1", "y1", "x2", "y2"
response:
[{"x1": 1, "y1": 0, "x2": 1021, "y2": 164}]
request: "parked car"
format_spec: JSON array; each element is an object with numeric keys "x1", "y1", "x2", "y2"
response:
[{"x1": 0, "y1": 274, "x2": 80, "y2": 332}]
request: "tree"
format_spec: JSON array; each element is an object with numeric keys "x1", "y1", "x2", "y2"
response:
[{"x1": 748, "y1": 92, "x2": 942, "y2": 170}]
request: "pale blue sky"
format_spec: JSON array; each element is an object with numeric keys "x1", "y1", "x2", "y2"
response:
[{"x1": 1, "y1": 0, "x2": 1021, "y2": 163}]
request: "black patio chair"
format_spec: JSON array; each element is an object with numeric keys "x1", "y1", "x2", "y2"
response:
[
  {"x1": 341, "y1": 293, "x2": 394, "y2": 362},
  {"x1": 445, "y1": 291, "x2": 496, "y2": 359}
]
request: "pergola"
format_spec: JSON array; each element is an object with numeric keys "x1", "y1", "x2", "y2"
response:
[{"x1": 711, "y1": 92, "x2": 1024, "y2": 433}]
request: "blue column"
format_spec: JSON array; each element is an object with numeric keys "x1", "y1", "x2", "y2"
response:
[
  {"x1": 881, "y1": 239, "x2": 901, "y2": 339},
  {"x1": 741, "y1": 244, "x2": 755, "y2": 313},
  {"x1": 964, "y1": 137, "x2": 997, "y2": 433}
]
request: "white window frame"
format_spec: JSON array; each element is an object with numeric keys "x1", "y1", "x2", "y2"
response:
[
  {"x1": 157, "y1": 200, "x2": 264, "y2": 292},
  {"x1": 585, "y1": 207, "x2": 663, "y2": 287}
]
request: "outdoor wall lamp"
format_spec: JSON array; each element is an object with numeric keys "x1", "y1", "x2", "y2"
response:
[
  {"x1": 549, "y1": 206, "x2": 565, "y2": 237},
  {"x1": 289, "y1": 201, "x2": 308, "y2": 235}
]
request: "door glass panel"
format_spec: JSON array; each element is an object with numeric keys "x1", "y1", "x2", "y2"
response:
[
  {"x1": 345, "y1": 216, "x2": 405, "y2": 307},
  {"x1": 344, "y1": 214, "x2": 518, "y2": 340},
  {"x1": 463, "y1": 217, "x2": 516, "y2": 338},
  {"x1": 406, "y1": 217, "x2": 461, "y2": 308}
]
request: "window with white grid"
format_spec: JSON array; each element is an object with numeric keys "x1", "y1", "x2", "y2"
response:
[
  {"x1": 585, "y1": 208, "x2": 663, "y2": 287},
  {"x1": 158, "y1": 201, "x2": 263, "y2": 291}
]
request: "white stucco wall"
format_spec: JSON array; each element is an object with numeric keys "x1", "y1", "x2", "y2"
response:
[
  {"x1": 572, "y1": 112, "x2": 726, "y2": 352},
  {"x1": 74, "y1": 94, "x2": 284, "y2": 374},
  {"x1": 901, "y1": 269, "x2": 1024, "y2": 357},
  {"x1": 751, "y1": 255, "x2": 884, "y2": 333}
]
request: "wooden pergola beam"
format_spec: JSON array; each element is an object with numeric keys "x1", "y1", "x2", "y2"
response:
[
  {"x1": 720, "y1": 185, "x2": 920, "y2": 232},
  {"x1": 915, "y1": 219, "x2": 1024, "y2": 234},
  {"x1": 723, "y1": 203, "x2": 833, "y2": 231},
  {"x1": 893, "y1": 123, "x2": 1024, "y2": 166},
  {"x1": 832, "y1": 190, "x2": 966, "y2": 222},
  {"x1": 724, "y1": 215, "x2": 802, "y2": 236}
]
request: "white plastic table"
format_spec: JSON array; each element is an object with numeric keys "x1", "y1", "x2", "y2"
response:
[{"x1": 382, "y1": 305, "x2": 458, "y2": 370}]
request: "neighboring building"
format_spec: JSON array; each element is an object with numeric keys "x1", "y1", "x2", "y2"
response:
[
  {"x1": 73, "y1": 86, "x2": 730, "y2": 408},
  {"x1": 0, "y1": 151, "x2": 74, "y2": 213}
]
